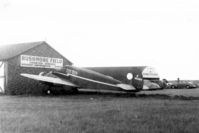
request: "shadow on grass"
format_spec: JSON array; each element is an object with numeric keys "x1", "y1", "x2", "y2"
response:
[
  {"x1": 136, "y1": 93, "x2": 199, "y2": 100},
  {"x1": 1, "y1": 89, "x2": 199, "y2": 100},
  {"x1": 42, "y1": 90, "x2": 199, "y2": 100}
]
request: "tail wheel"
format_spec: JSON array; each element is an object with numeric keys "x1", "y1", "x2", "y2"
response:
[{"x1": 186, "y1": 85, "x2": 190, "y2": 89}]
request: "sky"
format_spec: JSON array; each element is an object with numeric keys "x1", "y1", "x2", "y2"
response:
[{"x1": 0, "y1": 0, "x2": 199, "y2": 80}]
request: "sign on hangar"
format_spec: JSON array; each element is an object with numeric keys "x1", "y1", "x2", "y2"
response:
[
  {"x1": 0, "y1": 41, "x2": 72, "y2": 95},
  {"x1": 20, "y1": 55, "x2": 64, "y2": 68}
]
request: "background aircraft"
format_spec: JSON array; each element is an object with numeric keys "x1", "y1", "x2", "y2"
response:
[{"x1": 21, "y1": 65, "x2": 141, "y2": 94}]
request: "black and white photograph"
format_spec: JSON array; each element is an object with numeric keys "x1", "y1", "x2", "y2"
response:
[{"x1": 0, "y1": 0, "x2": 199, "y2": 132}]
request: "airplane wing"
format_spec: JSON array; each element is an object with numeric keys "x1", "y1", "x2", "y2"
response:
[
  {"x1": 20, "y1": 73, "x2": 78, "y2": 87},
  {"x1": 52, "y1": 72, "x2": 136, "y2": 91}
]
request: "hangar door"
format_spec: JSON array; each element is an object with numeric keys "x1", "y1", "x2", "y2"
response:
[{"x1": 0, "y1": 62, "x2": 4, "y2": 93}]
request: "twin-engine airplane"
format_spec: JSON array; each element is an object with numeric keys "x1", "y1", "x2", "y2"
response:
[{"x1": 21, "y1": 65, "x2": 142, "y2": 93}]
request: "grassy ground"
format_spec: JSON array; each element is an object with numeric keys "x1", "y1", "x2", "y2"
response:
[
  {"x1": 139, "y1": 88, "x2": 199, "y2": 98},
  {"x1": 1, "y1": 93, "x2": 199, "y2": 133}
]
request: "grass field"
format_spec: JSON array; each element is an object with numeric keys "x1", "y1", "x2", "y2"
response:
[
  {"x1": 1, "y1": 92, "x2": 199, "y2": 133},
  {"x1": 139, "y1": 88, "x2": 199, "y2": 98}
]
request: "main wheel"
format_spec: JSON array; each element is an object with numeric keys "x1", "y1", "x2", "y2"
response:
[
  {"x1": 47, "y1": 89, "x2": 51, "y2": 94},
  {"x1": 186, "y1": 85, "x2": 190, "y2": 89},
  {"x1": 171, "y1": 85, "x2": 175, "y2": 89}
]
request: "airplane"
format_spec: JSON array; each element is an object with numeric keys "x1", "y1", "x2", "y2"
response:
[
  {"x1": 21, "y1": 65, "x2": 142, "y2": 94},
  {"x1": 86, "y1": 66, "x2": 164, "y2": 90}
]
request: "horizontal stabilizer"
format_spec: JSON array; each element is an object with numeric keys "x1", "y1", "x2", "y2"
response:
[
  {"x1": 21, "y1": 73, "x2": 78, "y2": 87},
  {"x1": 117, "y1": 84, "x2": 136, "y2": 91}
]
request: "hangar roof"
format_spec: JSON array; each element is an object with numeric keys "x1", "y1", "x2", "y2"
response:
[{"x1": 0, "y1": 41, "x2": 72, "y2": 64}]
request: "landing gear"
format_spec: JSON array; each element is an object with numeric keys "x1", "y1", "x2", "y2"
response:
[
  {"x1": 46, "y1": 89, "x2": 51, "y2": 95},
  {"x1": 41, "y1": 84, "x2": 79, "y2": 95},
  {"x1": 186, "y1": 85, "x2": 190, "y2": 89},
  {"x1": 41, "y1": 84, "x2": 53, "y2": 95},
  {"x1": 171, "y1": 85, "x2": 175, "y2": 89}
]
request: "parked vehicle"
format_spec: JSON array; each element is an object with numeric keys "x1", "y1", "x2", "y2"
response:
[{"x1": 167, "y1": 82, "x2": 197, "y2": 89}]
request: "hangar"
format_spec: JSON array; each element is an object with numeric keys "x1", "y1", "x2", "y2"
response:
[{"x1": 0, "y1": 41, "x2": 72, "y2": 95}]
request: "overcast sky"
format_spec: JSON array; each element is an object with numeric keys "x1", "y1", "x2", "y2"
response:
[{"x1": 0, "y1": 0, "x2": 199, "y2": 80}]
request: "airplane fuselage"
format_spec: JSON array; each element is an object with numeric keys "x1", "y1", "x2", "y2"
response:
[{"x1": 53, "y1": 65, "x2": 139, "y2": 92}]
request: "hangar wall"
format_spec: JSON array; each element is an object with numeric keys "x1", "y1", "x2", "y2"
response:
[
  {"x1": 4, "y1": 42, "x2": 72, "y2": 95},
  {"x1": 0, "y1": 62, "x2": 4, "y2": 92}
]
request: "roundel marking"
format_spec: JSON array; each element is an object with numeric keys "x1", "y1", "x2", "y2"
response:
[{"x1": 127, "y1": 73, "x2": 133, "y2": 80}]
